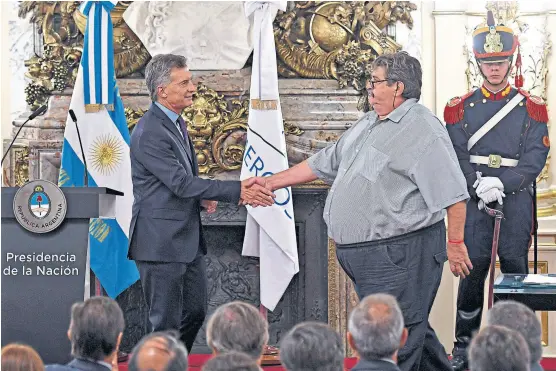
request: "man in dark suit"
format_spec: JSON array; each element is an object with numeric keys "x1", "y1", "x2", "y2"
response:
[
  {"x1": 128, "y1": 54, "x2": 274, "y2": 353},
  {"x1": 45, "y1": 296, "x2": 123, "y2": 371},
  {"x1": 348, "y1": 294, "x2": 408, "y2": 371}
]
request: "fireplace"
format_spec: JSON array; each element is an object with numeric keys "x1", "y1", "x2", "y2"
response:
[{"x1": 116, "y1": 187, "x2": 331, "y2": 354}]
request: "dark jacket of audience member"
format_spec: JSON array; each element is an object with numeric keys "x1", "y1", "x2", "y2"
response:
[
  {"x1": 202, "y1": 352, "x2": 261, "y2": 371},
  {"x1": 206, "y1": 301, "x2": 268, "y2": 363},
  {"x1": 347, "y1": 294, "x2": 407, "y2": 371},
  {"x1": 279, "y1": 322, "x2": 344, "y2": 371},
  {"x1": 2, "y1": 343, "x2": 45, "y2": 371},
  {"x1": 469, "y1": 325, "x2": 530, "y2": 371},
  {"x1": 45, "y1": 296, "x2": 124, "y2": 371},
  {"x1": 487, "y1": 300, "x2": 544, "y2": 371},
  {"x1": 128, "y1": 331, "x2": 188, "y2": 371}
]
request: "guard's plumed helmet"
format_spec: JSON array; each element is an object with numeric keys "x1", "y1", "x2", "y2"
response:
[{"x1": 472, "y1": 10, "x2": 523, "y2": 87}]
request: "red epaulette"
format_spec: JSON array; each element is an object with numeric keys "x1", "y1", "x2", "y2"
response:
[
  {"x1": 444, "y1": 90, "x2": 475, "y2": 124},
  {"x1": 518, "y1": 88, "x2": 549, "y2": 123}
]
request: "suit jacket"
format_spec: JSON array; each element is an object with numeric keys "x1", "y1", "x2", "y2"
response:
[
  {"x1": 46, "y1": 358, "x2": 110, "y2": 371},
  {"x1": 128, "y1": 103, "x2": 241, "y2": 263},
  {"x1": 351, "y1": 358, "x2": 401, "y2": 371}
]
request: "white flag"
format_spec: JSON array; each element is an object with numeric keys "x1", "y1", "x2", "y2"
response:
[{"x1": 242, "y1": 1, "x2": 298, "y2": 311}]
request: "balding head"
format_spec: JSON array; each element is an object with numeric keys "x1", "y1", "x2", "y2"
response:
[
  {"x1": 347, "y1": 293, "x2": 407, "y2": 362},
  {"x1": 128, "y1": 332, "x2": 188, "y2": 371}
]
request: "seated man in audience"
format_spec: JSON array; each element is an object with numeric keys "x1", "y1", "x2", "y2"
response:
[
  {"x1": 279, "y1": 322, "x2": 344, "y2": 371},
  {"x1": 487, "y1": 300, "x2": 544, "y2": 371},
  {"x1": 206, "y1": 301, "x2": 268, "y2": 363},
  {"x1": 128, "y1": 331, "x2": 188, "y2": 371},
  {"x1": 347, "y1": 294, "x2": 408, "y2": 371},
  {"x1": 46, "y1": 296, "x2": 124, "y2": 371},
  {"x1": 202, "y1": 352, "x2": 261, "y2": 371},
  {"x1": 468, "y1": 325, "x2": 530, "y2": 371}
]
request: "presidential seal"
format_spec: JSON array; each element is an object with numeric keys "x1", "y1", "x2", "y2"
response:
[{"x1": 13, "y1": 180, "x2": 67, "y2": 233}]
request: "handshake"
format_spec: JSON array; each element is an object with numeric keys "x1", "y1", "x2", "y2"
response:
[
  {"x1": 473, "y1": 171, "x2": 504, "y2": 210},
  {"x1": 239, "y1": 177, "x2": 276, "y2": 207}
]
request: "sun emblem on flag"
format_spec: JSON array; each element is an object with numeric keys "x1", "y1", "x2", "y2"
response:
[{"x1": 89, "y1": 134, "x2": 123, "y2": 175}]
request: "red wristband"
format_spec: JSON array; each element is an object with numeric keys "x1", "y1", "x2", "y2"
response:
[{"x1": 448, "y1": 239, "x2": 464, "y2": 244}]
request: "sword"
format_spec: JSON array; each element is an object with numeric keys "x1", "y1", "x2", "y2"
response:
[{"x1": 484, "y1": 202, "x2": 504, "y2": 309}]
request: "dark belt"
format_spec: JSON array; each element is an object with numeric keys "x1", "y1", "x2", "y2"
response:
[{"x1": 336, "y1": 220, "x2": 444, "y2": 249}]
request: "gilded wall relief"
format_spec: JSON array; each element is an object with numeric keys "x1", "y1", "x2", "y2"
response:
[
  {"x1": 274, "y1": 1, "x2": 417, "y2": 109},
  {"x1": 19, "y1": 1, "x2": 149, "y2": 109}
]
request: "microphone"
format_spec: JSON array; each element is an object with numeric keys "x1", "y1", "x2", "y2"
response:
[
  {"x1": 1, "y1": 104, "x2": 47, "y2": 166},
  {"x1": 68, "y1": 109, "x2": 89, "y2": 187}
]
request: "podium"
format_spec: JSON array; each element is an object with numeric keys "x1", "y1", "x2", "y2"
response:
[{"x1": 1, "y1": 186, "x2": 122, "y2": 364}]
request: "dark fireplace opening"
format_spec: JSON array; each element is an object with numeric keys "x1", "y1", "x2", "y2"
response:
[{"x1": 193, "y1": 225, "x2": 301, "y2": 353}]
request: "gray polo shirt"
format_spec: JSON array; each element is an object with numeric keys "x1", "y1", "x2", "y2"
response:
[{"x1": 307, "y1": 98, "x2": 469, "y2": 244}]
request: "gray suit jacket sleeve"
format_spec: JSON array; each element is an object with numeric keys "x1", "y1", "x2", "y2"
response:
[{"x1": 138, "y1": 130, "x2": 241, "y2": 203}]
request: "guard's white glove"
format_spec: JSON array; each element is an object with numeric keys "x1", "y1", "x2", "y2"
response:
[
  {"x1": 474, "y1": 176, "x2": 504, "y2": 194},
  {"x1": 477, "y1": 188, "x2": 505, "y2": 210}
]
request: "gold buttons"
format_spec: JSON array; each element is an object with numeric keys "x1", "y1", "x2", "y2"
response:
[{"x1": 519, "y1": 102, "x2": 524, "y2": 106}]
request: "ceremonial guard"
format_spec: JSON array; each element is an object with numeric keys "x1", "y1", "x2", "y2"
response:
[{"x1": 444, "y1": 11, "x2": 549, "y2": 371}]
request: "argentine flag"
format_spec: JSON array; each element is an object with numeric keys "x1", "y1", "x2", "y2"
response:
[{"x1": 58, "y1": 0, "x2": 139, "y2": 298}]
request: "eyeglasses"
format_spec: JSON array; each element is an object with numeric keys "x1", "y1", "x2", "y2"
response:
[{"x1": 367, "y1": 79, "x2": 390, "y2": 90}]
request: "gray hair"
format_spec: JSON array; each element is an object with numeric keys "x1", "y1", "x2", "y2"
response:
[
  {"x1": 487, "y1": 300, "x2": 543, "y2": 362},
  {"x1": 206, "y1": 301, "x2": 269, "y2": 360},
  {"x1": 348, "y1": 293, "x2": 404, "y2": 361},
  {"x1": 371, "y1": 52, "x2": 422, "y2": 100},
  {"x1": 144, "y1": 54, "x2": 188, "y2": 101},
  {"x1": 279, "y1": 322, "x2": 344, "y2": 371},
  {"x1": 128, "y1": 331, "x2": 188, "y2": 371},
  {"x1": 69, "y1": 296, "x2": 124, "y2": 360},
  {"x1": 201, "y1": 352, "x2": 261, "y2": 371},
  {"x1": 469, "y1": 325, "x2": 530, "y2": 371}
]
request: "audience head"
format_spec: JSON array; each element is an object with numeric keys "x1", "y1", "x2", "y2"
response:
[
  {"x1": 487, "y1": 300, "x2": 543, "y2": 363},
  {"x1": 469, "y1": 325, "x2": 530, "y2": 371},
  {"x1": 206, "y1": 301, "x2": 268, "y2": 362},
  {"x1": 279, "y1": 322, "x2": 344, "y2": 371},
  {"x1": 202, "y1": 352, "x2": 261, "y2": 371},
  {"x1": 1, "y1": 343, "x2": 44, "y2": 371},
  {"x1": 128, "y1": 331, "x2": 188, "y2": 371},
  {"x1": 348, "y1": 293, "x2": 407, "y2": 362},
  {"x1": 68, "y1": 296, "x2": 124, "y2": 362}
]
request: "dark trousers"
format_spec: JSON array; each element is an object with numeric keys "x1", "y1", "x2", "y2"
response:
[
  {"x1": 136, "y1": 253, "x2": 207, "y2": 353},
  {"x1": 454, "y1": 192, "x2": 532, "y2": 353},
  {"x1": 336, "y1": 221, "x2": 451, "y2": 371}
]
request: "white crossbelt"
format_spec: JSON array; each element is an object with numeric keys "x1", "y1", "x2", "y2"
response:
[
  {"x1": 469, "y1": 155, "x2": 518, "y2": 167},
  {"x1": 467, "y1": 92, "x2": 526, "y2": 151}
]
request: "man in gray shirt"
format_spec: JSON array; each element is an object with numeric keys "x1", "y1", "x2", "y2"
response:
[{"x1": 250, "y1": 52, "x2": 473, "y2": 371}]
